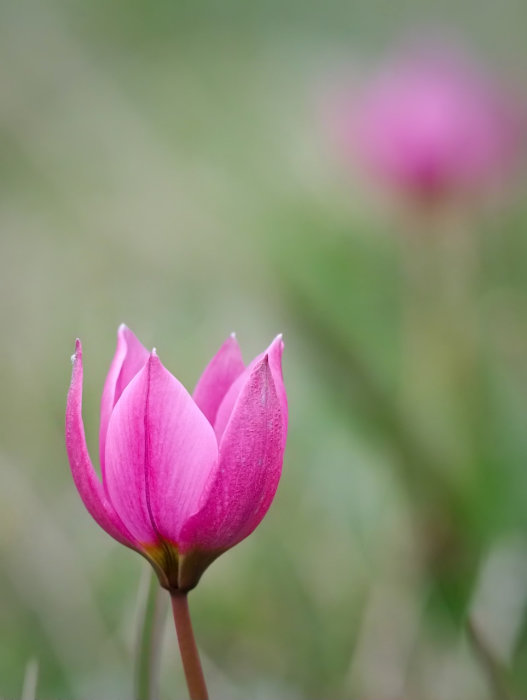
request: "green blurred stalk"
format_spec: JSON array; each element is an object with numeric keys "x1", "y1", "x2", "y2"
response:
[
  {"x1": 21, "y1": 658, "x2": 38, "y2": 700},
  {"x1": 400, "y1": 206, "x2": 480, "y2": 469},
  {"x1": 467, "y1": 618, "x2": 512, "y2": 700},
  {"x1": 399, "y1": 206, "x2": 484, "y2": 611},
  {"x1": 134, "y1": 566, "x2": 168, "y2": 700}
]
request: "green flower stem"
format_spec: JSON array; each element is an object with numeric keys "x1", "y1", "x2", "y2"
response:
[
  {"x1": 171, "y1": 592, "x2": 209, "y2": 700},
  {"x1": 21, "y1": 658, "x2": 38, "y2": 700},
  {"x1": 134, "y1": 568, "x2": 168, "y2": 700}
]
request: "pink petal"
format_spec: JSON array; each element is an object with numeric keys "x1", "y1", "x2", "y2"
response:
[
  {"x1": 99, "y1": 324, "x2": 149, "y2": 471},
  {"x1": 213, "y1": 371, "x2": 247, "y2": 442},
  {"x1": 266, "y1": 335, "x2": 288, "y2": 444},
  {"x1": 192, "y1": 334, "x2": 245, "y2": 426},
  {"x1": 65, "y1": 340, "x2": 137, "y2": 548},
  {"x1": 214, "y1": 335, "x2": 287, "y2": 442},
  {"x1": 104, "y1": 352, "x2": 218, "y2": 545},
  {"x1": 180, "y1": 354, "x2": 285, "y2": 552}
]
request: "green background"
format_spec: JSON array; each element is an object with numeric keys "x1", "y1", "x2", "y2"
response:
[{"x1": 1, "y1": 0, "x2": 527, "y2": 697}]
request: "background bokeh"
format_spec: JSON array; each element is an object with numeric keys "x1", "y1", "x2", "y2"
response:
[{"x1": 2, "y1": 1, "x2": 527, "y2": 698}]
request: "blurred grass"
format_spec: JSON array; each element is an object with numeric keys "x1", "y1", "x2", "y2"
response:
[{"x1": 1, "y1": 0, "x2": 527, "y2": 698}]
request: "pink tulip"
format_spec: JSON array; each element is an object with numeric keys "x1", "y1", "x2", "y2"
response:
[
  {"x1": 332, "y1": 43, "x2": 524, "y2": 200},
  {"x1": 66, "y1": 325, "x2": 287, "y2": 592}
]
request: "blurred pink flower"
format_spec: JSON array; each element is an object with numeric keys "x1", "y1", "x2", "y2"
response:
[
  {"x1": 66, "y1": 325, "x2": 287, "y2": 592},
  {"x1": 332, "y1": 44, "x2": 525, "y2": 200}
]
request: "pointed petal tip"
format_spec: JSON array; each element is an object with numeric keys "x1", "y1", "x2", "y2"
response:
[
  {"x1": 269, "y1": 334, "x2": 285, "y2": 354},
  {"x1": 226, "y1": 332, "x2": 241, "y2": 350},
  {"x1": 72, "y1": 338, "x2": 82, "y2": 362},
  {"x1": 117, "y1": 322, "x2": 128, "y2": 333},
  {"x1": 193, "y1": 334, "x2": 246, "y2": 427},
  {"x1": 148, "y1": 348, "x2": 162, "y2": 369}
]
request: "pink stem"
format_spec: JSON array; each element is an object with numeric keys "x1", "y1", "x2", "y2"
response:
[{"x1": 171, "y1": 592, "x2": 209, "y2": 700}]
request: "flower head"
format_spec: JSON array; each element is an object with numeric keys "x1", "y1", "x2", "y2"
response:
[
  {"x1": 331, "y1": 42, "x2": 525, "y2": 201},
  {"x1": 66, "y1": 325, "x2": 287, "y2": 592}
]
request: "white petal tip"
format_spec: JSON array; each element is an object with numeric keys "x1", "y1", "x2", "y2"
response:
[
  {"x1": 152, "y1": 347, "x2": 158, "y2": 357},
  {"x1": 71, "y1": 339, "x2": 82, "y2": 363},
  {"x1": 230, "y1": 331, "x2": 237, "y2": 338},
  {"x1": 118, "y1": 322, "x2": 128, "y2": 332}
]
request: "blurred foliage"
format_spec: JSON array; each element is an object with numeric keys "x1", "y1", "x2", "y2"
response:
[{"x1": 1, "y1": 0, "x2": 527, "y2": 698}]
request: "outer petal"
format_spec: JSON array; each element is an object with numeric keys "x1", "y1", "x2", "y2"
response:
[
  {"x1": 65, "y1": 340, "x2": 137, "y2": 548},
  {"x1": 266, "y1": 335, "x2": 288, "y2": 444},
  {"x1": 180, "y1": 354, "x2": 285, "y2": 552},
  {"x1": 99, "y1": 324, "x2": 149, "y2": 471},
  {"x1": 192, "y1": 334, "x2": 245, "y2": 426},
  {"x1": 214, "y1": 335, "x2": 287, "y2": 442},
  {"x1": 104, "y1": 352, "x2": 218, "y2": 546}
]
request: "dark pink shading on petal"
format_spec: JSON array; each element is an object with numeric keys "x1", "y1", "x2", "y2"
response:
[
  {"x1": 265, "y1": 335, "x2": 288, "y2": 444},
  {"x1": 180, "y1": 355, "x2": 284, "y2": 552},
  {"x1": 99, "y1": 324, "x2": 149, "y2": 472},
  {"x1": 65, "y1": 340, "x2": 137, "y2": 548},
  {"x1": 146, "y1": 354, "x2": 218, "y2": 544},
  {"x1": 192, "y1": 334, "x2": 245, "y2": 427}
]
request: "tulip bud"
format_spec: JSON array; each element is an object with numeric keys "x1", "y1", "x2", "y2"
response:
[{"x1": 66, "y1": 326, "x2": 287, "y2": 592}]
